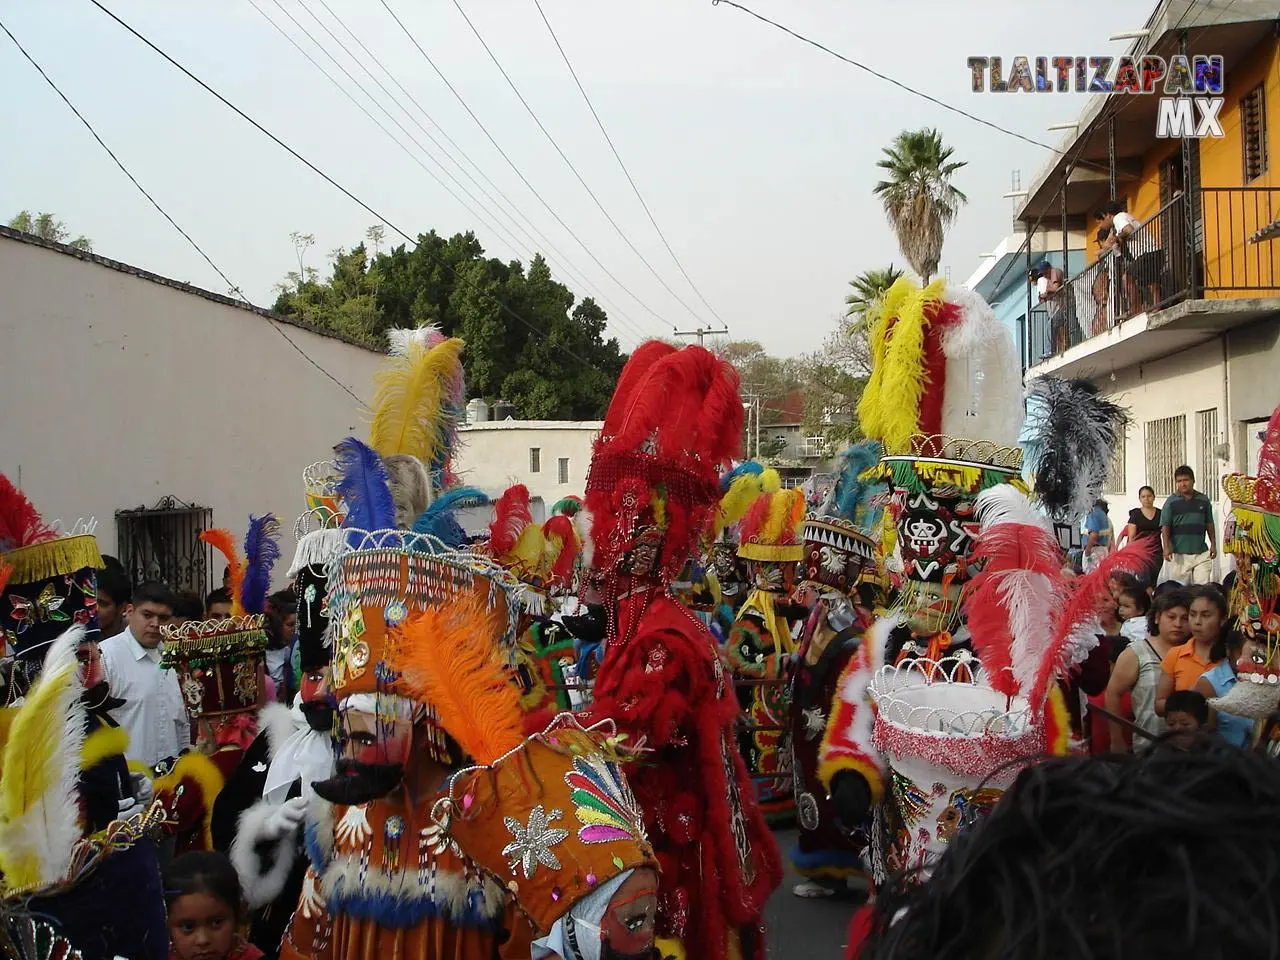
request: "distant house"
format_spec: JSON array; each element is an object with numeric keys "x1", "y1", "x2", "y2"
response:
[{"x1": 753, "y1": 389, "x2": 833, "y2": 486}]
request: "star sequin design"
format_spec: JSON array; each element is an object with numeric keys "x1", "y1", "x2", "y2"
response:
[
  {"x1": 502, "y1": 805, "x2": 568, "y2": 879},
  {"x1": 802, "y1": 707, "x2": 826, "y2": 740}
]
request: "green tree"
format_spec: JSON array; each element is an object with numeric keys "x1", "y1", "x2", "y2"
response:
[
  {"x1": 271, "y1": 228, "x2": 624, "y2": 418},
  {"x1": 872, "y1": 130, "x2": 966, "y2": 282},
  {"x1": 8, "y1": 210, "x2": 92, "y2": 251},
  {"x1": 844, "y1": 265, "x2": 904, "y2": 324}
]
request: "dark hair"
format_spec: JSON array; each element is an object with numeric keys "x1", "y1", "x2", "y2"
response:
[
  {"x1": 1095, "y1": 226, "x2": 1111, "y2": 242},
  {"x1": 1106, "y1": 200, "x2": 1126, "y2": 214},
  {"x1": 204, "y1": 588, "x2": 231, "y2": 612},
  {"x1": 130, "y1": 580, "x2": 175, "y2": 610},
  {"x1": 1148, "y1": 587, "x2": 1190, "y2": 635},
  {"x1": 1174, "y1": 464, "x2": 1195, "y2": 481},
  {"x1": 1093, "y1": 498, "x2": 1109, "y2": 512},
  {"x1": 97, "y1": 559, "x2": 132, "y2": 607},
  {"x1": 1119, "y1": 586, "x2": 1151, "y2": 616},
  {"x1": 171, "y1": 591, "x2": 203, "y2": 621},
  {"x1": 860, "y1": 746, "x2": 1280, "y2": 959},
  {"x1": 1210, "y1": 623, "x2": 1247, "y2": 664},
  {"x1": 1165, "y1": 689, "x2": 1209, "y2": 725},
  {"x1": 164, "y1": 851, "x2": 244, "y2": 919},
  {"x1": 1139, "y1": 485, "x2": 1155, "y2": 497},
  {"x1": 1187, "y1": 584, "x2": 1228, "y2": 622}
]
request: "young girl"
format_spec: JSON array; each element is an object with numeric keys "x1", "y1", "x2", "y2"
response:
[
  {"x1": 1194, "y1": 627, "x2": 1261, "y2": 749},
  {"x1": 1104, "y1": 588, "x2": 1190, "y2": 751},
  {"x1": 165, "y1": 851, "x2": 264, "y2": 960},
  {"x1": 1155, "y1": 585, "x2": 1226, "y2": 715},
  {"x1": 1117, "y1": 587, "x2": 1152, "y2": 649}
]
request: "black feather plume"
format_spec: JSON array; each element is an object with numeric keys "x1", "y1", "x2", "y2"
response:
[{"x1": 1025, "y1": 377, "x2": 1129, "y2": 522}]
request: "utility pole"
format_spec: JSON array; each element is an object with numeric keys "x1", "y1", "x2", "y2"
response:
[{"x1": 672, "y1": 325, "x2": 729, "y2": 346}]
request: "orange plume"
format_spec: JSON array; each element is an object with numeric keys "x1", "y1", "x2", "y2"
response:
[
  {"x1": 395, "y1": 593, "x2": 524, "y2": 765},
  {"x1": 199, "y1": 529, "x2": 244, "y2": 617}
]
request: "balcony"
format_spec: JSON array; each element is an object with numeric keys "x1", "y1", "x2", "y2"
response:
[{"x1": 1026, "y1": 187, "x2": 1280, "y2": 377}]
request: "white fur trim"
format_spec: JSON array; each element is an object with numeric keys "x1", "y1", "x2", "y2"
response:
[
  {"x1": 259, "y1": 702, "x2": 299, "y2": 763},
  {"x1": 574, "y1": 506, "x2": 594, "y2": 573},
  {"x1": 231, "y1": 798, "x2": 299, "y2": 909},
  {"x1": 288, "y1": 528, "x2": 345, "y2": 578},
  {"x1": 320, "y1": 852, "x2": 506, "y2": 924}
]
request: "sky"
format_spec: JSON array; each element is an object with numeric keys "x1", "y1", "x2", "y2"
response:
[{"x1": 2, "y1": 0, "x2": 1156, "y2": 357}]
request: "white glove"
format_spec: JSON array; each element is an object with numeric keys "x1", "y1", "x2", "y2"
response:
[
  {"x1": 129, "y1": 772, "x2": 153, "y2": 807},
  {"x1": 262, "y1": 795, "x2": 308, "y2": 841}
]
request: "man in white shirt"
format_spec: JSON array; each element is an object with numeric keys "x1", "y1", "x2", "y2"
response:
[{"x1": 100, "y1": 580, "x2": 191, "y2": 767}]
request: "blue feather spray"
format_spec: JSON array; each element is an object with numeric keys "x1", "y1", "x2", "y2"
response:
[
  {"x1": 719, "y1": 460, "x2": 763, "y2": 494},
  {"x1": 827, "y1": 440, "x2": 885, "y2": 521},
  {"x1": 240, "y1": 513, "x2": 281, "y2": 615},
  {"x1": 335, "y1": 436, "x2": 397, "y2": 542},
  {"x1": 411, "y1": 486, "x2": 489, "y2": 550}
]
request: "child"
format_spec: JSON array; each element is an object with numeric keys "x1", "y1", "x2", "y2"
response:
[
  {"x1": 1117, "y1": 587, "x2": 1152, "y2": 651},
  {"x1": 165, "y1": 851, "x2": 264, "y2": 960},
  {"x1": 1164, "y1": 689, "x2": 1209, "y2": 748}
]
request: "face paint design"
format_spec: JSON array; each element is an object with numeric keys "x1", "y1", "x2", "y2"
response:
[
  {"x1": 601, "y1": 868, "x2": 658, "y2": 959},
  {"x1": 299, "y1": 667, "x2": 335, "y2": 731}
]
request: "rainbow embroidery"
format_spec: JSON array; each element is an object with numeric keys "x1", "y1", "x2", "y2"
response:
[{"x1": 564, "y1": 754, "x2": 646, "y2": 845}]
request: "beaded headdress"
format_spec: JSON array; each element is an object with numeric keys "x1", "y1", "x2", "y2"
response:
[
  {"x1": 583, "y1": 341, "x2": 743, "y2": 588},
  {"x1": 0, "y1": 476, "x2": 103, "y2": 689}
]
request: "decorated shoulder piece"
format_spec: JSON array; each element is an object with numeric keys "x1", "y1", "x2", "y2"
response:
[
  {"x1": 0, "y1": 476, "x2": 103, "y2": 697},
  {"x1": 1217, "y1": 403, "x2": 1280, "y2": 720}
]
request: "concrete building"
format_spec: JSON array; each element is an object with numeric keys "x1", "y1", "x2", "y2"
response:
[
  {"x1": 452, "y1": 418, "x2": 601, "y2": 522},
  {"x1": 748, "y1": 390, "x2": 833, "y2": 488},
  {"x1": 1015, "y1": 0, "x2": 1280, "y2": 536},
  {"x1": 0, "y1": 226, "x2": 383, "y2": 595}
]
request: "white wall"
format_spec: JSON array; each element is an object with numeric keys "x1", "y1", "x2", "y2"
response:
[
  {"x1": 452, "y1": 420, "x2": 600, "y2": 508},
  {"x1": 0, "y1": 233, "x2": 384, "y2": 587}
]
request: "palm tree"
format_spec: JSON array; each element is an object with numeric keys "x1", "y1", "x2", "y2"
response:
[
  {"x1": 872, "y1": 129, "x2": 967, "y2": 282},
  {"x1": 844, "y1": 265, "x2": 904, "y2": 323}
]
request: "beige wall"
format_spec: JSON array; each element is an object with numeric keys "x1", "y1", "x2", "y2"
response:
[
  {"x1": 452, "y1": 421, "x2": 600, "y2": 514},
  {"x1": 0, "y1": 234, "x2": 383, "y2": 587}
]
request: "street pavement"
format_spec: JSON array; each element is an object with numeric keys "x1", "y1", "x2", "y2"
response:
[{"x1": 763, "y1": 829, "x2": 861, "y2": 959}]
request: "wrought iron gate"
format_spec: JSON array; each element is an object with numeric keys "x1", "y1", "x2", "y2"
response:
[{"x1": 115, "y1": 497, "x2": 214, "y2": 595}]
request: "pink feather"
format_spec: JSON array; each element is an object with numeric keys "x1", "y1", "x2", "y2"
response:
[
  {"x1": 488, "y1": 485, "x2": 532, "y2": 557},
  {"x1": 1256, "y1": 404, "x2": 1280, "y2": 507}
]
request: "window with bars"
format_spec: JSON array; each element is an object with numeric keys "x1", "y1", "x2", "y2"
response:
[
  {"x1": 529, "y1": 448, "x2": 541, "y2": 473},
  {"x1": 558, "y1": 458, "x2": 569, "y2": 485},
  {"x1": 1107, "y1": 429, "x2": 1127, "y2": 493},
  {"x1": 1243, "y1": 84, "x2": 1268, "y2": 182},
  {"x1": 1198, "y1": 408, "x2": 1219, "y2": 493},
  {"x1": 1144, "y1": 415, "x2": 1186, "y2": 497}
]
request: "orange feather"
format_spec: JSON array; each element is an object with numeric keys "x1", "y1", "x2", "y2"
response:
[
  {"x1": 395, "y1": 592, "x2": 524, "y2": 765},
  {"x1": 200, "y1": 528, "x2": 244, "y2": 617}
]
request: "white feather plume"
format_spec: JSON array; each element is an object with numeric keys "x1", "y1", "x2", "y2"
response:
[
  {"x1": 994, "y1": 570, "x2": 1060, "y2": 694},
  {"x1": 975, "y1": 484, "x2": 1053, "y2": 536},
  {"x1": 386, "y1": 325, "x2": 443, "y2": 358},
  {"x1": 940, "y1": 284, "x2": 1025, "y2": 447}
]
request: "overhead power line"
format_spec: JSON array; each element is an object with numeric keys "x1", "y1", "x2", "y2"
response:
[
  {"x1": 375, "y1": 0, "x2": 675, "y2": 332},
  {"x1": 0, "y1": 12, "x2": 365, "y2": 404},
  {"x1": 530, "y1": 0, "x2": 728, "y2": 329},
  {"x1": 83, "y1": 0, "x2": 603, "y2": 367},
  {"x1": 450, "y1": 0, "x2": 712, "y2": 328},
  {"x1": 299, "y1": 0, "x2": 654, "y2": 344}
]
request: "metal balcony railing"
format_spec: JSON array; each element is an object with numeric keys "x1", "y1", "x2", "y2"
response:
[{"x1": 1027, "y1": 187, "x2": 1280, "y2": 366}]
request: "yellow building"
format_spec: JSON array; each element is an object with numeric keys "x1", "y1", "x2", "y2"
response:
[{"x1": 1017, "y1": 0, "x2": 1280, "y2": 534}]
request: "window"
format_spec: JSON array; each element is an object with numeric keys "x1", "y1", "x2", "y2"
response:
[
  {"x1": 1197, "y1": 408, "x2": 1219, "y2": 493},
  {"x1": 1106, "y1": 426, "x2": 1127, "y2": 493},
  {"x1": 529, "y1": 448, "x2": 541, "y2": 473},
  {"x1": 115, "y1": 496, "x2": 214, "y2": 594},
  {"x1": 557, "y1": 458, "x2": 569, "y2": 485},
  {"x1": 1243, "y1": 84, "x2": 1268, "y2": 182},
  {"x1": 1144, "y1": 414, "x2": 1186, "y2": 496}
]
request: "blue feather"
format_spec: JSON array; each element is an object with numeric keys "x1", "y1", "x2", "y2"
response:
[
  {"x1": 411, "y1": 486, "x2": 489, "y2": 550},
  {"x1": 240, "y1": 513, "x2": 281, "y2": 615},
  {"x1": 829, "y1": 441, "x2": 885, "y2": 522},
  {"x1": 335, "y1": 436, "x2": 396, "y2": 541},
  {"x1": 719, "y1": 460, "x2": 763, "y2": 493}
]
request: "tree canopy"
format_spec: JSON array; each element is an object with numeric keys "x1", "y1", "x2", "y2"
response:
[
  {"x1": 7, "y1": 210, "x2": 92, "y2": 251},
  {"x1": 872, "y1": 129, "x2": 966, "y2": 282},
  {"x1": 272, "y1": 229, "x2": 625, "y2": 420}
]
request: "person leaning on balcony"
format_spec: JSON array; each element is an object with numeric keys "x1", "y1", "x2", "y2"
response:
[
  {"x1": 1160, "y1": 465, "x2": 1217, "y2": 585},
  {"x1": 1030, "y1": 260, "x2": 1074, "y2": 353}
]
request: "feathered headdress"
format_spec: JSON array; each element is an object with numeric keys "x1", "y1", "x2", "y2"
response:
[
  {"x1": 412, "y1": 486, "x2": 488, "y2": 549},
  {"x1": 857, "y1": 277, "x2": 1023, "y2": 453},
  {"x1": 550, "y1": 496, "x2": 583, "y2": 518},
  {"x1": 395, "y1": 591, "x2": 525, "y2": 765},
  {"x1": 240, "y1": 514, "x2": 281, "y2": 616},
  {"x1": 715, "y1": 462, "x2": 765, "y2": 540},
  {"x1": 0, "y1": 626, "x2": 87, "y2": 892},
  {"x1": 335, "y1": 436, "x2": 396, "y2": 541},
  {"x1": 822, "y1": 440, "x2": 885, "y2": 524},
  {"x1": 585, "y1": 342, "x2": 743, "y2": 583},
  {"x1": 200, "y1": 529, "x2": 245, "y2": 618},
  {"x1": 738, "y1": 469, "x2": 806, "y2": 563},
  {"x1": 0, "y1": 476, "x2": 56, "y2": 553},
  {"x1": 487, "y1": 485, "x2": 580, "y2": 589},
  {"x1": 965, "y1": 485, "x2": 1157, "y2": 703},
  {"x1": 1024, "y1": 377, "x2": 1130, "y2": 522}
]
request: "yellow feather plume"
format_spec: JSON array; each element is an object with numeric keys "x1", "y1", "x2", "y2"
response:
[
  {"x1": 80, "y1": 725, "x2": 130, "y2": 771},
  {"x1": 510, "y1": 524, "x2": 545, "y2": 580},
  {"x1": 760, "y1": 468, "x2": 781, "y2": 494},
  {"x1": 368, "y1": 337, "x2": 464, "y2": 463},
  {"x1": 395, "y1": 593, "x2": 524, "y2": 765},
  {"x1": 714, "y1": 472, "x2": 765, "y2": 539},
  {"x1": 0, "y1": 627, "x2": 87, "y2": 892}
]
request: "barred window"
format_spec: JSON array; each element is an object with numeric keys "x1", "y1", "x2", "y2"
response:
[
  {"x1": 558, "y1": 458, "x2": 569, "y2": 485},
  {"x1": 1144, "y1": 415, "x2": 1186, "y2": 497},
  {"x1": 1243, "y1": 84, "x2": 1268, "y2": 182},
  {"x1": 1198, "y1": 408, "x2": 1219, "y2": 494},
  {"x1": 1106, "y1": 426, "x2": 1127, "y2": 493},
  {"x1": 529, "y1": 448, "x2": 541, "y2": 473}
]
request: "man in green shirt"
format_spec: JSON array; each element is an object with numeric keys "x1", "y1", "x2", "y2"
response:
[{"x1": 1160, "y1": 464, "x2": 1216, "y2": 584}]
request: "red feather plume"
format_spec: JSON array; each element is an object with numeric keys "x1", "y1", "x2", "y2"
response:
[
  {"x1": 1256, "y1": 403, "x2": 1280, "y2": 508},
  {"x1": 1030, "y1": 537, "x2": 1158, "y2": 703},
  {"x1": 600, "y1": 340, "x2": 677, "y2": 441},
  {"x1": 488, "y1": 485, "x2": 532, "y2": 557},
  {"x1": 0, "y1": 474, "x2": 56, "y2": 552},
  {"x1": 541, "y1": 514, "x2": 579, "y2": 586}
]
